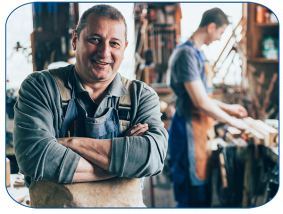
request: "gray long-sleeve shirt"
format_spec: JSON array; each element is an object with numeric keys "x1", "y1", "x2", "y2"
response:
[{"x1": 13, "y1": 65, "x2": 168, "y2": 187}]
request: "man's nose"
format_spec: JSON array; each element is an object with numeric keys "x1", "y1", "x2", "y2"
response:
[{"x1": 97, "y1": 42, "x2": 111, "y2": 58}]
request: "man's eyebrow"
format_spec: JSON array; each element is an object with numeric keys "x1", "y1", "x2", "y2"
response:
[
  {"x1": 87, "y1": 33, "x2": 101, "y2": 37},
  {"x1": 86, "y1": 34, "x2": 122, "y2": 42},
  {"x1": 112, "y1": 38, "x2": 122, "y2": 42}
]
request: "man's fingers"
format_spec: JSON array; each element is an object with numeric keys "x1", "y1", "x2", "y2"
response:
[
  {"x1": 125, "y1": 123, "x2": 149, "y2": 136},
  {"x1": 130, "y1": 124, "x2": 148, "y2": 136},
  {"x1": 136, "y1": 126, "x2": 149, "y2": 136}
]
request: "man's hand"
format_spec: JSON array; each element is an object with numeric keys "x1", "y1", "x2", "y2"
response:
[
  {"x1": 125, "y1": 123, "x2": 149, "y2": 136},
  {"x1": 225, "y1": 104, "x2": 248, "y2": 118},
  {"x1": 228, "y1": 117, "x2": 249, "y2": 131}
]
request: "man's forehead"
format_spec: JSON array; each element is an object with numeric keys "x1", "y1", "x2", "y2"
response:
[{"x1": 84, "y1": 14, "x2": 124, "y2": 31}]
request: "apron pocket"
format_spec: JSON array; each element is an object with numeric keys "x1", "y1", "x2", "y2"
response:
[{"x1": 85, "y1": 119, "x2": 118, "y2": 139}]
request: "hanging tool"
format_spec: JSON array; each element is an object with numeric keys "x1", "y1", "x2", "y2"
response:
[
  {"x1": 32, "y1": 3, "x2": 42, "y2": 31},
  {"x1": 258, "y1": 73, "x2": 278, "y2": 119},
  {"x1": 47, "y1": 3, "x2": 58, "y2": 32}
]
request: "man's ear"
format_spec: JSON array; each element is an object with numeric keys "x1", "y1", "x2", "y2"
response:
[
  {"x1": 206, "y1": 22, "x2": 216, "y2": 34},
  {"x1": 72, "y1": 30, "x2": 78, "y2": 50},
  {"x1": 124, "y1": 40, "x2": 129, "y2": 50}
]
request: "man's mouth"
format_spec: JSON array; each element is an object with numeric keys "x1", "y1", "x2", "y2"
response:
[{"x1": 93, "y1": 60, "x2": 110, "y2": 65}]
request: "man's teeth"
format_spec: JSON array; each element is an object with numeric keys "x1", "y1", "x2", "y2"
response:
[{"x1": 95, "y1": 60, "x2": 107, "y2": 65}]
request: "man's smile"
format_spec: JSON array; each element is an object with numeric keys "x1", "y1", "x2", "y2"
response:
[{"x1": 93, "y1": 60, "x2": 110, "y2": 65}]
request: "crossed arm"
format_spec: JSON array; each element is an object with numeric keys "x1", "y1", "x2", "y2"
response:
[{"x1": 57, "y1": 123, "x2": 149, "y2": 183}]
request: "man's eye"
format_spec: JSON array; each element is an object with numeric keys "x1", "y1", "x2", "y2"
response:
[
  {"x1": 89, "y1": 38, "x2": 100, "y2": 43},
  {"x1": 111, "y1": 42, "x2": 120, "y2": 47}
]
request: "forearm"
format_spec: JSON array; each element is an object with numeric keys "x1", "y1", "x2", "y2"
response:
[
  {"x1": 213, "y1": 99, "x2": 230, "y2": 113},
  {"x1": 72, "y1": 157, "x2": 115, "y2": 183},
  {"x1": 57, "y1": 137, "x2": 112, "y2": 171},
  {"x1": 184, "y1": 81, "x2": 233, "y2": 124},
  {"x1": 198, "y1": 96, "x2": 233, "y2": 124}
]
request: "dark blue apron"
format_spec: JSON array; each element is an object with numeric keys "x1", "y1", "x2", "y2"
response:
[
  {"x1": 58, "y1": 76, "x2": 145, "y2": 190},
  {"x1": 169, "y1": 41, "x2": 211, "y2": 207},
  {"x1": 59, "y1": 78, "x2": 120, "y2": 140}
]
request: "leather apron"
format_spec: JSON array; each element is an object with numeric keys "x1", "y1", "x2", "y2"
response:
[
  {"x1": 169, "y1": 41, "x2": 214, "y2": 205},
  {"x1": 29, "y1": 71, "x2": 145, "y2": 207}
]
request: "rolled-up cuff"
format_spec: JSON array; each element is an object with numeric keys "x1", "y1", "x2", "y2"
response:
[
  {"x1": 108, "y1": 137, "x2": 128, "y2": 177},
  {"x1": 57, "y1": 148, "x2": 81, "y2": 183}
]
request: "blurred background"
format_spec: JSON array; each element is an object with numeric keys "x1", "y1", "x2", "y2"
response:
[
  {"x1": 6, "y1": 2, "x2": 244, "y2": 89},
  {"x1": 6, "y1": 2, "x2": 279, "y2": 208}
]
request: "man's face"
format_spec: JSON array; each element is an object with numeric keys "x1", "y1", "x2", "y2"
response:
[
  {"x1": 72, "y1": 13, "x2": 128, "y2": 83},
  {"x1": 205, "y1": 23, "x2": 227, "y2": 46}
]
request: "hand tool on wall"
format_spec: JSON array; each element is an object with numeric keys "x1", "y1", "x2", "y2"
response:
[
  {"x1": 47, "y1": 3, "x2": 58, "y2": 32},
  {"x1": 258, "y1": 73, "x2": 278, "y2": 120},
  {"x1": 32, "y1": 3, "x2": 42, "y2": 31}
]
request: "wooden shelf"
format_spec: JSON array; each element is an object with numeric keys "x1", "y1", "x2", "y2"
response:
[
  {"x1": 255, "y1": 22, "x2": 278, "y2": 27},
  {"x1": 154, "y1": 88, "x2": 173, "y2": 94},
  {"x1": 250, "y1": 58, "x2": 278, "y2": 63}
]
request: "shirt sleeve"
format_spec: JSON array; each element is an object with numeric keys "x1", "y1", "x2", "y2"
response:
[
  {"x1": 13, "y1": 72, "x2": 81, "y2": 187},
  {"x1": 108, "y1": 82, "x2": 168, "y2": 178},
  {"x1": 171, "y1": 46, "x2": 201, "y2": 83}
]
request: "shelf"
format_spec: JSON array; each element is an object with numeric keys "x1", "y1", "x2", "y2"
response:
[
  {"x1": 154, "y1": 88, "x2": 173, "y2": 94},
  {"x1": 255, "y1": 22, "x2": 278, "y2": 27},
  {"x1": 249, "y1": 58, "x2": 278, "y2": 63}
]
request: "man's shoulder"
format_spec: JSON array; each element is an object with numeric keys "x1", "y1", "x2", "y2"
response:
[
  {"x1": 175, "y1": 43, "x2": 197, "y2": 56},
  {"x1": 129, "y1": 78, "x2": 156, "y2": 95},
  {"x1": 22, "y1": 69, "x2": 53, "y2": 85},
  {"x1": 24, "y1": 65, "x2": 73, "y2": 82}
]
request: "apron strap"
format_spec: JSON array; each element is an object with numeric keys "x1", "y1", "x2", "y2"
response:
[
  {"x1": 49, "y1": 68, "x2": 71, "y2": 106},
  {"x1": 118, "y1": 77, "x2": 132, "y2": 134},
  {"x1": 118, "y1": 77, "x2": 132, "y2": 119},
  {"x1": 49, "y1": 68, "x2": 133, "y2": 135}
]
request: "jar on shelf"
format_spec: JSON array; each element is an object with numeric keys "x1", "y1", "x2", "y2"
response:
[
  {"x1": 262, "y1": 37, "x2": 278, "y2": 59},
  {"x1": 256, "y1": 5, "x2": 267, "y2": 23}
]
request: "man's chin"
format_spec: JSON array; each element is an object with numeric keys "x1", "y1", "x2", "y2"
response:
[{"x1": 90, "y1": 70, "x2": 116, "y2": 82}]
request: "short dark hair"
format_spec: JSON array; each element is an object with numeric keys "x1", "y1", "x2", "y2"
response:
[
  {"x1": 76, "y1": 4, "x2": 127, "y2": 41},
  {"x1": 199, "y1": 7, "x2": 229, "y2": 28}
]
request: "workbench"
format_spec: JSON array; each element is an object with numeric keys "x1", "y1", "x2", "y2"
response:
[
  {"x1": 6, "y1": 174, "x2": 30, "y2": 206},
  {"x1": 209, "y1": 136, "x2": 278, "y2": 207}
]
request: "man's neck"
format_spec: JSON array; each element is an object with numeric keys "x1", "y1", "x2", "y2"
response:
[
  {"x1": 191, "y1": 28, "x2": 207, "y2": 51},
  {"x1": 75, "y1": 69, "x2": 115, "y2": 104}
]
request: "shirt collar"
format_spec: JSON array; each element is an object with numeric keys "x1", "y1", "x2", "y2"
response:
[
  {"x1": 66, "y1": 65, "x2": 128, "y2": 97},
  {"x1": 188, "y1": 36, "x2": 199, "y2": 51},
  {"x1": 106, "y1": 72, "x2": 128, "y2": 97}
]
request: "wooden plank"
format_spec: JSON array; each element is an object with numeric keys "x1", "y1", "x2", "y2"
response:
[
  {"x1": 227, "y1": 126, "x2": 241, "y2": 138},
  {"x1": 243, "y1": 118, "x2": 265, "y2": 145},
  {"x1": 250, "y1": 58, "x2": 279, "y2": 63},
  {"x1": 244, "y1": 117, "x2": 278, "y2": 146},
  {"x1": 254, "y1": 120, "x2": 278, "y2": 146},
  {"x1": 219, "y1": 153, "x2": 228, "y2": 188}
]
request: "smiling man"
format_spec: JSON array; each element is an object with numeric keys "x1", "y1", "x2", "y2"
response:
[{"x1": 13, "y1": 4, "x2": 168, "y2": 207}]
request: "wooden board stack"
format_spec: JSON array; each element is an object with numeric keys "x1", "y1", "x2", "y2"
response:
[{"x1": 243, "y1": 117, "x2": 278, "y2": 146}]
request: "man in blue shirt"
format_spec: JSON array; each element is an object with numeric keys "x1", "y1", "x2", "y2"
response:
[{"x1": 167, "y1": 7, "x2": 248, "y2": 207}]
